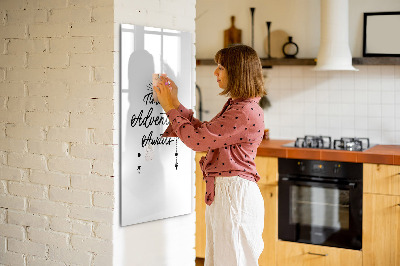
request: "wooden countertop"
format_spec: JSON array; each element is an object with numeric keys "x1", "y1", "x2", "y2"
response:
[{"x1": 256, "y1": 139, "x2": 400, "y2": 165}]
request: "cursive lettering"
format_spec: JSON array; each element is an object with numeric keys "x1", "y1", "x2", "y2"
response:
[
  {"x1": 131, "y1": 107, "x2": 170, "y2": 128},
  {"x1": 142, "y1": 131, "x2": 175, "y2": 147}
]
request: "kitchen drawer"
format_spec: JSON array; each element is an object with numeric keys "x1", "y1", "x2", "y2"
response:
[
  {"x1": 255, "y1": 156, "x2": 278, "y2": 186},
  {"x1": 364, "y1": 164, "x2": 400, "y2": 196},
  {"x1": 276, "y1": 241, "x2": 362, "y2": 266}
]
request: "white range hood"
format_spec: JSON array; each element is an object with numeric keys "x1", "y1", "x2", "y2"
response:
[{"x1": 314, "y1": 0, "x2": 358, "y2": 71}]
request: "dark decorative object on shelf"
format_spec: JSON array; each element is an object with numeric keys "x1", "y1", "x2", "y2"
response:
[
  {"x1": 250, "y1": 7, "x2": 255, "y2": 48},
  {"x1": 266, "y1": 21, "x2": 272, "y2": 58},
  {"x1": 259, "y1": 96, "x2": 271, "y2": 110},
  {"x1": 282, "y1": 36, "x2": 299, "y2": 58}
]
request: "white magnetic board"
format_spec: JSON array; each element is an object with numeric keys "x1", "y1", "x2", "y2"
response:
[{"x1": 120, "y1": 24, "x2": 193, "y2": 226}]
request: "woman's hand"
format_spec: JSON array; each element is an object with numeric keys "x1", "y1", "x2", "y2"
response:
[
  {"x1": 167, "y1": 78, "x2": 180, "y2": 109},
  {"x1": 154, "y1": 76, "x2": 175, "y2": 113}
]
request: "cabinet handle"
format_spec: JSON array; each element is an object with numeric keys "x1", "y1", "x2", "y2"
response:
[
  {"x1": 307, "y1": 252, "x2": 328, "y2": 257},
  {"x1": 397, "y1": 204, "x2": 400, "y2": 207}
]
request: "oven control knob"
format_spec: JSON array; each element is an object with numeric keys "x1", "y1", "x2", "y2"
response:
[
  {"x1": 334, "y1": 167, "x2": 339, "y2": 174},
  {"x1": 334, "y1": 164, "x2": 341, "y2": 174},
  {"x1": 297, "y1": 161, "x2": 305, "y2": 171}
]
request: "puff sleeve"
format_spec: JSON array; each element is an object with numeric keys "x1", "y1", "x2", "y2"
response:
[{"x1": 165, "y1": 106, "x2": 249, "y2": 152}]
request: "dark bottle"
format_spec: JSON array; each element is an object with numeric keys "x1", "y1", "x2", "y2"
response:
[{"x1": 282, "y1": 36, "x2": 299, "y2": 58}]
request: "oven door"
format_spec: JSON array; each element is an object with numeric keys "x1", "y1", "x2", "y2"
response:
[{"x1": 278, "y1": 176, "x2": 362, "y2": 250}]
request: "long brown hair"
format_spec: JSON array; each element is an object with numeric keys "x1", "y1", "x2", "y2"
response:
[{"x1": 214, "y1": 44, "x2": 266, "y2": 98}]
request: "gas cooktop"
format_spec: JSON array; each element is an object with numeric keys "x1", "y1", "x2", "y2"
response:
[{"x1": 282, "y1": 135, "x2": 375, "y2": 151}]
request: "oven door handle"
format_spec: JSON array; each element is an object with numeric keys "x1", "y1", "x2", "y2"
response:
[{"x1": 280, "y1": 177, "x2": 357, "y2": 189}]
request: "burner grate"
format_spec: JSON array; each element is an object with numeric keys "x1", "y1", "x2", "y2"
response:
[
  {"x1": 333, "y1": 137, "x2": 370, "y2": 151},
  {"x1": 295, "y1": 135, "x2": 332, "y2": 149}
]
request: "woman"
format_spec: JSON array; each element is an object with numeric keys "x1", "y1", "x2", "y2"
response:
[{"x1": 154, "y1": 44, "x2": 266, "y2": 266}]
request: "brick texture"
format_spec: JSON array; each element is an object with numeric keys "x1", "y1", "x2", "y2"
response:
[
  {"x1": 0, "y1": 0, "x2": 114, "y2": 264},
  {"x1": 0, "y1": 0, "x2": 201, "y2": 264}
]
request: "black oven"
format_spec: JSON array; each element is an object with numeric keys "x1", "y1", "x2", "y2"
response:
[{"x1": 278, "y1": 158, "x2": 363, "y2": 250}]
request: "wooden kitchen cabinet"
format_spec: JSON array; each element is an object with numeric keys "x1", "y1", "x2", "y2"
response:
[
  {"x1": 363, "y1": 193, "x2": 400, "y2": 266},
  {"x1": 364, "y1": 163, "x2": 400, "y2": 196},
  {"x1": 259, "y1": 184, "x2": 278, "y2": 266},
  {"x1": 363, "y1": 163, "x2": 400, "y2": 266},
  {"x1": 195, "y1": 154, "x2": 279, "y2": 264},
  {"x1": 255, "y1": 156, "x2": 278, "y2": 186},
  {"x1": 276, "y1": 241, "x2": 362, "y2": 266},
  {"x1": 195, "y1": 152, "x2": 207, "y2": 258}
]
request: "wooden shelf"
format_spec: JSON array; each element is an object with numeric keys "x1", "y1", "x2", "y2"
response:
[
  {"x1": 196, "y1": 57, "x2": 400, "y2": 67},
  {"x1": 352, "y1": 57, "x2": 400, "y2": 65}
]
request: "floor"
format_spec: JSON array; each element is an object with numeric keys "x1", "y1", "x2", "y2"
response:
[{"x1": 195, "y1": 257, "x2": 205, "y2": 266}]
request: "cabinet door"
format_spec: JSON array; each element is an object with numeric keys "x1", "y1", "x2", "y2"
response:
[
  {"x1": 277, "y1": 241, "x2": 362, "y2": 266},
  {"x1": 363, "y1": 193, "x2": 400, "y2": 266},
  {"x1": 259, "y1": 185, "x2": 278, "y2": 266},
  {"x1": 364, "y1": 164, "x2": 400, "y2": 196},
  {"x1": 255, "y1": 156, "x2": 278, "y2": 186},
  {"x1": 195, "y1": 152, "x2": 207, "y2": 258}
]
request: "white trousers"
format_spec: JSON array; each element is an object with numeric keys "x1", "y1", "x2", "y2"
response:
[{"x1": 205, "y1": 176, "x2": 265, "y2": 266}]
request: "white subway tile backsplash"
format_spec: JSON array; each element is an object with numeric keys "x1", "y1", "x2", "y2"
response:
[
  {"x1": 355, "y1": 128, "x2": 368, "y2": 138},
  {"x1": 280, "y1": 114, "x2": 292, "y2": 127},
  {"x1": 367, "y1": 104, "x2": 382, "y2": 118},
  {"x1": 367, "y1": 78, "x2": 381, "y2": 91},
  {"x1": 355, "y1": 116, "x2": 368, "y2": 130},
  {"x1": 354, "y1": 73, "x2": 368, "y2": 91},
  {"x1": 279, "y1": 77, "x2": 291, "y2": 89},
  {"x1": 367, "y1": 65, "x2": 381, "y2": 76},
  {"x1": 316, "y1": 77, "x2": 329, "y2": 90},
  {"x1": 342, "y1": 117, "x2": 355, "y2": 129},
  {"x1": 329, "y1": 116, "x2": 342, "y2": 130},
  {"x1": 304, "y1": 102, "x2": 316, "y2": 115},
  {"x1": 341, "y1": 89, "x2": 355, "y2": 104},
  {"x1": 328, "y1": 74, "x2": 341, "y2": 89},
  {"x1": 368, "y1": 117, "x2": 382, "y2": 131},
  {"x1": 291, "y1": 78, "x2": 304, "y2": 90},
  {"x1": 277, "y1": 67, "x2": 292, "y2": 78},
  {"x1": 342, "y1": 128, "x2": 355, "y2": 137},
  {"x1": 395, "y1": 66, "x2": 400, "y2": 78},
  {"x1": 316, "y1": 89, "x2": 329, "y2": 103},
  {"x1": 382, "y1": 105, "x2": 395, "y2": 118},
  {"x1": 382, "y1": 117, "x2": 396, "y2": 131},
  {"x1": 303, "y1": 67, "x2": 316, "y2": 78},
  {"x1": 341, "y1": 71, "x2": 355, "y2": 83},
  {"x1": 381, "y1": 66, "x2": 395, "y2": 77},
  {"x1": 354, "y1": 90, "x2": 368, "y2": 104},
  {"x1": 367, "y1": 91, "x2": 381, "y2": 104},
  {"x1": 382, "y1": 90, "x2": 395, "y2": 104},
  {"x1": 382, "y1": 131, "x2": 396, "y2": 144},
  {"x1": 291, "y1": 67, "x2": 303, "y2": 78},
  {"x1": 292, "y1": 92, "x2": 304, "y2": 103},
  {"x1": 316, "y1": 103, "x2": 329, "y2": 116},
  {"x1": 341, "y1": 104, "x2": 355, "y2": 116},
  {"x1": 316, "y1": 115, "x2": 330, "y2": 128},
  {"x1": 196, "y1": 65, "x2": 400, "y2": 144},
  {"x1": 396, "y1": 105, "x2": 400, "y2": 117},
  {"x1": 279, "y1": 126, "x2": 293, "y2": 138},
  {"x1": 368, "y1": 131, "x2": 382, "y2": 144},
  {"x1": 328, "y1": 88, "x2": 341, "y2": 103},
  {"x1": 355, "y1": 104, "x2": 368, "y2": 117},
  {"x1": 381, "y1": 78, "x2": 395, "y2": 91}
]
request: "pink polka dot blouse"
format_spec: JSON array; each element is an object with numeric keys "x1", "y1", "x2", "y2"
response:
[{"x1": 162, "y1": 97, "x2": 265, "y2": 205}]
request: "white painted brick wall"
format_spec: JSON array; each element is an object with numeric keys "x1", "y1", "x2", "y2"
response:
[{"x1": 0, "y1": 0, "x2": 114, "y2": 264}]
